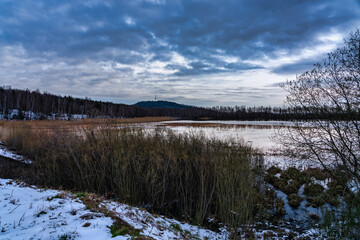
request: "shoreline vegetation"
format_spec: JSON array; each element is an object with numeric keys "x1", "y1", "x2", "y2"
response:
[{"x1": 0, "y1": 119, "x2": 265, "y2": 232}]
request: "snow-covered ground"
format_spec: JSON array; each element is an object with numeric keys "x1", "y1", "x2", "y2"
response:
[
  {"x1": 0, "y1": 178, "x2": 228, "y2": 240},
  {"x1": 0, "y1": 179, "x2": 115, "y2": 240},
  {"x1": 264, "y1": 155, "x2": 322, "y2": 170},
  {"x1": 0, "y1": 109, "x2": 87, "y2": 120}
]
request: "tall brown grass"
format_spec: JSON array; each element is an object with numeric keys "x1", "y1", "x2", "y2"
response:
[
  {"x1": 0, "y1": 120, "x2": 265, "y2": 231},
  {"x1": 0, "y1": 117, "x2": 172, "y2": 131}
]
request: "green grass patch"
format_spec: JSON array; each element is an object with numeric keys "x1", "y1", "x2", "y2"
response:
[
  {"x1": 75, "y1": 192, "x2": 86, "y2": 198},
  {"x1": 110, "y1": 224, "x2": 129, "y2": 237},
  {"x1": 170, "y1": 223, "x2": 183, "y2": 232}
]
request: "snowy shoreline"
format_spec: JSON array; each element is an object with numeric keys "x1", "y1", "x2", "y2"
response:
[{"x1": 0, "y1": 178, "x2": 229, "y2": 240}]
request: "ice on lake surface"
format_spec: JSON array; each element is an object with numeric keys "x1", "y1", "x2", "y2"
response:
[
  {"x1": 145, "y1": 120, "x2": 321, "y2": 169},
  {"x1": 152, "y1": 120, "x2": 288, "y2": 151}
]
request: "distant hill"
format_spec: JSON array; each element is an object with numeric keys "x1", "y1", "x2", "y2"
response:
[{"x1": 134, "y1": 100, "x2": 193, "y2": 109}]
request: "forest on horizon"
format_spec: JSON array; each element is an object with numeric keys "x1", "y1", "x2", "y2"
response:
[{"x1": 0, "y1": 86, "x2": 355, "y2": 121}]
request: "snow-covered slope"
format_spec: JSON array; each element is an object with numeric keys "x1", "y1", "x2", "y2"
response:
[
  {"x1": 0, "y1": 179, "x2": 228, "y2": 240},
  {"x1": 0, "y1": 179, "x2": 116, "y2": 240}
]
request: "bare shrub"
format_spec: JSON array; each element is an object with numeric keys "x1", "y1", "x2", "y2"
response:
[{"x1": 279, "y1": 30, "x2": 360, "y2": 191}]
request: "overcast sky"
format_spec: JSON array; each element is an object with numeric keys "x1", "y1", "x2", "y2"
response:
[{"x1": 0, "y1": 0, "x2": 359, "y2": 107}]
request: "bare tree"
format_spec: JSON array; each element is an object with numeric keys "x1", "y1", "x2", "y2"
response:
[{"x1": 279, "y1": 30, "x2": 360, "y2": 191}]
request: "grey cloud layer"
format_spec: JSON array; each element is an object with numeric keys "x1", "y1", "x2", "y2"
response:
[{"x1": 0, "y1": 0, "x2": 359, "y2": 106}]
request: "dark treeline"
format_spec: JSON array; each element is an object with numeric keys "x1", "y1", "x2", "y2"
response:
[
  {"x1": 209, "y1": 106, "x2": 301, "y2": 121},
  {"x1": 207, "y1": 105, "x2": 359, "y2": 121},
  {"x1": 0, "y1": 86, "x2": 212, "y2": 119},
  {"x1": 0, "y1": 86, "x2": 355, "y2": 120}
]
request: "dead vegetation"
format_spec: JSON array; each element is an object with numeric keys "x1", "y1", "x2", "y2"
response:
[{"x1": 0, "y1": 120, "x2": 265, "y2": 232}]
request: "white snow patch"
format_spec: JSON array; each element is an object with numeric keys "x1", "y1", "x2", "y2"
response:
[
  {"x1": 101, "y1": 201, "x2": 228, "y2": 240},
  {"x1": 0, "y1": 179, "x2": 228, "y2": 240},
  {"x1": 0, "y1": 142, "x2": 32, "y2": 164},
  {"x1": 348, "y1": 179, "x2": 360, "y2": 194},
  {"x1": 0, "y1": 179, "x2": 117, "y2": 240},
  {"x1": 263, "y1": 155, "x2": 322, "y2": 170}
]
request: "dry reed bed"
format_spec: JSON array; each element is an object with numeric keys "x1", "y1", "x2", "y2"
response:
[
  {"x1": 0, "y1": 116, "x2": 172, "y2": 131},
  {"x1": 0, "y1": 120, "x2": 265, "y2": 231}
]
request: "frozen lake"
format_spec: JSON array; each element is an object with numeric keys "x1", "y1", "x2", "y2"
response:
[
  {"x1": 144, "y1": 120, "x2": 320, "y2": 169},
  {"x1": 150, "y1": 120, "x2": 289, "y2": 153}
]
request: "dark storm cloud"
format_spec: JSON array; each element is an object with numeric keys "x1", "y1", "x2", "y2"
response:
[
  {"x1": 0, "y1": 0, "x2": 359, "y2": 106},
  {"x1": 2, "y1": 0, "x2": 359, "y2": 63}
]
